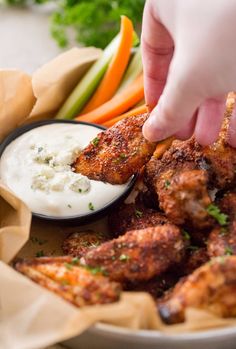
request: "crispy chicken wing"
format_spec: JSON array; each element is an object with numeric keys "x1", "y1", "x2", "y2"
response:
[
  {"x1": 145, "y1": 135, "x2": 236, "y2": 229},
  {"x1": 208, "y1": 192, "x2": 236, "y2": 257},
  {"x1": 15, "y1": 256, "x2": 121, "y2": 307},
  {"x1": 74, "y1": 113, "x2": 157, "y2": 184},
  {"x1": 83, "y1": 224, "x2": 185, "y2": 283},
  {"x1": 108, "y1": 203, "x2": 169, "y2": 237},
  {"x1": 62, "y1": 230, "x2": 109, "y2": 257},
  {"x1": 158, "y1": 256, "x2": 236, "y2": 324}
]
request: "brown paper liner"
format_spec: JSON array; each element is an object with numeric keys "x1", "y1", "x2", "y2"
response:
[{"x1": 0, "y1": 51, "x2": 236, "y2": 349}]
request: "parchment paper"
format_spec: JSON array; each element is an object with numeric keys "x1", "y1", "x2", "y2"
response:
[{"x1": 0, "y1": 50, "x2": 236, "y2": 349}]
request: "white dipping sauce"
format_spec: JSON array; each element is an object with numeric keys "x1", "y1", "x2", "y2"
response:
[{"x1": 0, "y1": 123, "x2": 128, "y2": 217}]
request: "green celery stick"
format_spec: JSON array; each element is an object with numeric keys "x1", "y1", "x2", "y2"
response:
[
  {"x1": 56, "y1": 34, "x2": 121, "y2": 119},
  {"x1": 116, "y1": 47, "x2": 142, "y2": 93}
]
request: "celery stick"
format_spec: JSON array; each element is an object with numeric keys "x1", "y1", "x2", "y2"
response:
[
  {"x1": 116, "y1": 47, "x2": 142, "y2": 93},
  {"x1": 56, "y1": 34, "x2": 121, "y2": 119}
]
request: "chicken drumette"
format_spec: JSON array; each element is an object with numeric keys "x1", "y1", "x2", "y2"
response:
[{"x1": 74, "y1": 113, "x2": 157, "y2": 184}]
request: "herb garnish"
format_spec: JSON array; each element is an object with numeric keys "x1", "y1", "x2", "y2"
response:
[
  {"x1": 207, "y1": 204, "x2": 228, "y2": 226},
  {"x1": 182, "y1": 230, "x2": 190, "y2": 240},
  {"x1": 165, "y1": 180, "x2": 171, "y2": 189},
  {"x1": 64, "y1": 262, "x2": 73, "y2": 270},
  {"x1": 35, "y1": 250, "x2": 45, "y2": 257},
  {"x1": 224, "y1": 246, "x2": 233, "y2": 256},
  {"x1": 92, "y1": 137, "x2": 99, "y2": 147},
  {"x1": 31, "y1": 236, "x2": 48, "y2": 246},
  {"x1": 187, "y1": 245, "x2": 199, "y2": 251},
  {"x1": 119, "y1": 254, "x2": 130, "y2": 262},
  {"x1": 135, "y1": 209, "x2": 143, "y2": 218},
  {"x1": 88, "y1": 202, "x2": 94, "y2": 211},
  {"x1": 67, "y1": 204, "x2": 72, "y2": 208}
]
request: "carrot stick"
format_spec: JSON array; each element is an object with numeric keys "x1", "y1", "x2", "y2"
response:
[
  {"x1": 81, "y1": 16, "x2": 133, "y2": 114},
  {"x1": 76, "y1": 75, "x2": 144, "y2": 124},
  {"x1": 103, "y1": 104, "x2": 147, "y2": 127}
]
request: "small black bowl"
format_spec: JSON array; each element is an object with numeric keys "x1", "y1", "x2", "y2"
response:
[{"x1": 0, "y1": 120, "x2": 137, "y2": 225}]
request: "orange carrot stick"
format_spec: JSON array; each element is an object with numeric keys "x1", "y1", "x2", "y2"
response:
[
  {"x1": 76, "y1": 75, "x2": 144, "y2": 124},
  {"x1": 81, "y1": 16, "x2": 133, "y2": 114},
  {"x1": 103, "y1": 104, "x2": 148, "y2": 127}
]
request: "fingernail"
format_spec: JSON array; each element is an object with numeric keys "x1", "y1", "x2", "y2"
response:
[{"x1": 143, "y1": 113, "x2": 166, "y2": 142}]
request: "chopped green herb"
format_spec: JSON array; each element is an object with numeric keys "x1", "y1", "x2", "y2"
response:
[
  {"x1": 220, "y1": 227, "x2": 228, "y2": 236},
  {"x1": 135, "y1": 209, "x2": 143, "y2": 218},
  {"x1": 224, "y1": 246, "x2": 233, "y2": 256},
  {"x1": 35, "y1": 250, "x2": 45, "y2": 257},
  {"x1": 88, "y1": 202, "x2": 94, "y2": 211},
  {"x1": 86, "y1": 266, "x2": 104, "y2": 275},
  {"x1": 92, "y1": 137, "x2": 99, "y2": 147},
  {"x1": 38, "y1": 147, "x2": 43, "y2": 153},
  {"x1": 64, "y1": 262, "x2": 73, "y2": 270},
  {"x1": 119, "y1": 153, "x2": 127, "y2": 159},
  {"x1": 30, "y1": 236, "x2": 48, "y2": 246},
  {"x1": 182, "y1": 230, "x2": 190, "y2": 240},
  {"x1": 165, "y1": 180, "x2": 171, "y2": 189},
  {"x1": 187, "y1": 245, "x2": 199, "y2": 251},
  {"x1": 207, "y1": 204, "x2": 228, "y2": 226},
  {"x1": 67, "y1": 204, "x2": 72, "y2": 208},
  {"x1": 71, "y1": 257, "x2": 79, "y2": 265},
  {"x1": 119, "y1": 254, "x2": 130, "y2": 262}
]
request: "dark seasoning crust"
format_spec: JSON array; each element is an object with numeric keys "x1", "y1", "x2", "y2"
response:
[{"x1": 15, "y1": 109, "x2": 236, "y2": 325}]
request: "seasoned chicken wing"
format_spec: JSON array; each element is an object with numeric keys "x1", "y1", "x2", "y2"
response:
[
  {"x1": 83, "y1": 224, "x2": 185, "y2": 283},
  {"x1": 145, "y1": 135, "x2": 236, "y2": 229},
  {"x1": 158, "y1": 256, "x2": 236, "y2": 324},
  {"x1": 62, "y1": 230, "x2": 109, "y2": 257},
  {"x1": 108, "y1": 203, "x2": 169, "y2": 237},
  {"x1": 208, "y1": 192, "x2": 236, "y2": 257},
  {"x1": 74, "y1": 113, "x2": 157, "y2": 184},
  {"x1": 15, "y1": 256, "x2": 121, "y2": 307}
]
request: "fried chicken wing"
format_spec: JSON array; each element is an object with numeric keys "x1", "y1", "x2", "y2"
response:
[
  {"x1": 108, "y1": 203, "x2": 169, "y2": 237},
  {"x1": 158, "y1": 256, "x2": 236, "y2": 324},
  {"x1": 62, "y1": 230, "x2": 109, "y2": 257},
  {"x1": 208, "y1": 192, "x2": 236, "y2": 257},
  {"x1": 83, "y1": 224, "x2": 185, "y2": 283},
  {"x1": 15, "y1": 256, "x2": 121, "y2": 307},
  {"x1": 184, "y1": 247, "x2": 209, "y2": 275},
  {"x1": 145, "y1": 135, "x2": 236, "y2": 229},
  {"x1": 74, "y1": 113, "x2": 157, "y2": 184}
]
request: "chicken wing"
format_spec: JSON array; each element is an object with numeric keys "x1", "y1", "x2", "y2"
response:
[
  {"x1": 158, "y1": 256, "x2": 236, "y2": 324},
  {"x1": 15, "y1": 256, "x2": 121, "y2": 307},
  {"x1": 208, "y1": 192, "x2": 236, "y2": 257},
  {"x1": 83, "y1": 224, "x2": 185, "y2": 283},
  {"x1": 74, "y1": 113, "x2": 157, "y2": 184},
  {"x1": 108, "y1": 203, "x2": 169, "y2": 237},
  {"x1": 145, "y1": 135, "x2": 236, "y2": 229}
]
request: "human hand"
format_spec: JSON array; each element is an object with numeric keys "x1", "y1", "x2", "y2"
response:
[{"x1": 142, "y1": 0, "x2": 236, "y2": 146}]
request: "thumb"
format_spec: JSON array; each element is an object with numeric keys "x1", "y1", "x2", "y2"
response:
[{"x1": 143, "y1": 57, "x2": 203, "y2": 142}]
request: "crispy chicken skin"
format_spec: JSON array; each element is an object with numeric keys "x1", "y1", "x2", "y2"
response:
[
  {"x1": 208, "y1": 192, "x2": 236, "y2": 257},
  {"x1": 83, "y1": 224, "x2": 185, "y2": 283},
  {"x1": 74, "y1": 113, "x2": 157, "y2": 184},
  {"x1": 158, "y1": 256, "x2": 236, "y2": 324},
  {"x1": 184, "y1": 247, "x2": 209, "y2": 275},
  {"x1": 62, "y1": 230, "x2": 109, "y2": 257},
  {"x1": 108, "y1": 203, "x2": 169, "y2": 237},
  {"x1": 15, "y1": 257, "x2": 121, "y2": 307}
]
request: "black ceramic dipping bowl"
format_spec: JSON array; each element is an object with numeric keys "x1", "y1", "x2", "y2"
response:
[{"x1": 0, "y1": 120, "x2": 137, "y2": 225}]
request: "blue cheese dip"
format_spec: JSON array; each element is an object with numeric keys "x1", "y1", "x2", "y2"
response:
[{"x1": 0, "y1": 123, "x2": 128, "y2": 217}]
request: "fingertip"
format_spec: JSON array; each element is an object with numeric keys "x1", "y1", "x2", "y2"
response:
[{"x1": 143, "y1": 115, "x2": 165, "y2": 142}]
